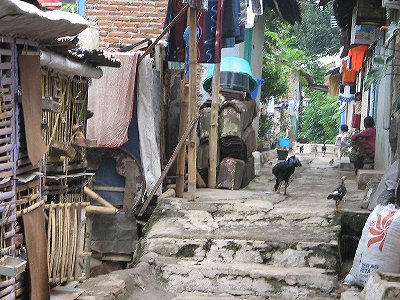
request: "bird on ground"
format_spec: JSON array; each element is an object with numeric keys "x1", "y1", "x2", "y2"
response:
[
  {"x1": 329, "y1": 158, "x2": 334, "y2": 166},
  {"x1": 322, "y1": 143, "x2": 327, "y2": 156},
  {"x1": 327, "y1": 176, "x2": 347, "y2": 211},
  {"x1": 272, "y1": 156, "x2": 302, "y2": 195}
]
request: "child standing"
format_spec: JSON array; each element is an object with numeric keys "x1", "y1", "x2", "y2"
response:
[{"x1": 352, "y1": 92, "x2": 362, "y2": 130}]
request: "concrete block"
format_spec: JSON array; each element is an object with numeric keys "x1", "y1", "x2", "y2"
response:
[
  {"x1": 357, "y1": 170, "x2": 384, "y2": 190},
  {"x1": 339, "y1": 157, "x2": 355, "y2": 171},
  {"x1": 364, "y1": 272, "x2": 400, "y2": 300}
]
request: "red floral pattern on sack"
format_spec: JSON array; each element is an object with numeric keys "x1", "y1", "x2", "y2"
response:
[{"x1": 367, "y1": 211, "x2": 396, "y2": 252}]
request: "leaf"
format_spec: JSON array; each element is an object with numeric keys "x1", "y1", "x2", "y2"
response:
[{"x1": 385, "y1": 21, "x2": 399, "y2": 46}]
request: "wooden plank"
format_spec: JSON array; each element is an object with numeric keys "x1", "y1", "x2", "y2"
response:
[
  {"x1": 0, "y1": 62, "x2": 11, "y2": 70},
  {"x1": 0, "y1": 162, "x2": 14, "y2": 171},
  {"x1": 0, "y1": 49, "x2": 12, "y2": 56},
  {"x1": 0, "y1": 144, "x2": 12, "y2": 153}
]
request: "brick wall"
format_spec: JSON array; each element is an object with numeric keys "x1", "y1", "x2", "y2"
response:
[{"x1": 86, "y1": 0, "x2": 169, "y2": 47}]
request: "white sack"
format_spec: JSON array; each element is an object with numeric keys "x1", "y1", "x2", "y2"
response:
[{"x1": 345, "y1": 204, "x2": 400, "y2": 287}]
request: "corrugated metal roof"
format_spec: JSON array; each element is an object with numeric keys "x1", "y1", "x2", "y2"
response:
[{"x1": 0, "y1": 0, "x2": 88, "y2": 43}]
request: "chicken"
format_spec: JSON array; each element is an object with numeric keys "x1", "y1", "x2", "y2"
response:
[
  {"x1": 272, "y1": 156, "x2": 302, "y2": 195},
  {"x1": 327, "y1": 176, "x2": 347, "y2": 211},
  {"x1": 322, "y1": 144, "x2": 327, "y2": 156},
  {"x1": 329, "y1": 158, "x2": 334, "y2": 166}
]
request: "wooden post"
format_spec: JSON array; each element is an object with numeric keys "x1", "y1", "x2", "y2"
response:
[
  {"x1": 123, "y1": 160, "x2": 136, "y2": 214},
  {"x1": 176, "y1": 77, "x2": 189, "y2": 197},
  {"x1": 84, "y1": 215, "x2": 92, "y2": 279},
  {"x1": 208, "y1": 63, "x2": 221, "y2": 188},
  {"x1": 187, "y1": 6, "x2": 198, "y2": 201}
]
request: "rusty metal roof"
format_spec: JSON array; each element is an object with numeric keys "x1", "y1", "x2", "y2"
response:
[{"x1": 0, "y1": 0, "x2": 87, "y2": 42}]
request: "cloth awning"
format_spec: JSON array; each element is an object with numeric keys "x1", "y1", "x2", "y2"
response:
[{"x1": 0, "y1": 0, "x2": 88, "y2": 42}]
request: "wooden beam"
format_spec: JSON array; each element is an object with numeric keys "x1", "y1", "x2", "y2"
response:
[
  {"x1": 176, "y1": 79, "x2": 189, "y2": 197},
  {"x1": 187, "y1": 6, "x2": 198, "y2": 201},
  {"x1": 208, "y1": 63, "x2": 221, "y2": 188}
]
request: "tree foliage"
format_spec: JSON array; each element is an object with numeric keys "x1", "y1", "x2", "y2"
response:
[
  {"x1": 299, "y1": 89, "x2": 339, "y2": 143},
  {"x1": 288, "y1": 0, "x2": 339, "y2": 57},
  {"x1": 260, "y1": 1, "x2": 340, "y2": 144}
]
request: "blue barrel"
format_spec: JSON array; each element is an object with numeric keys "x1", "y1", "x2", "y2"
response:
[{"x1": 277, "y1": 137, "x2": 290, "y2": 148}]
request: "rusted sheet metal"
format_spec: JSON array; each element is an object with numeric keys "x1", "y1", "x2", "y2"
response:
[
  {"x1": 216, "y1": 157, "x2": 245, "y2": 190},
  {"x1": 219, "y1": 100, "x2": 256, "y2": 138}
]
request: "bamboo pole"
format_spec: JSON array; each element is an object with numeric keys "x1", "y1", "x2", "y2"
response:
[
  {"x1": 84, "y1": 215, "x2": 92, "y2": 279},
  {"x1": 187, "y1": 6, "x2": 198, "y2": 201},
  {"x1": 208, "y1": 63, "x2": 221, "y2": 188},
  {"x1": 83, "y1": 187, "x2": 116, "y2": 209},
  {"x1": 86, "y1": 206, "x2": 118, "y2": 214},
  {"x1": 138, "y1": 115, "x2": 199, "y2": 216},
  {"x1": 176, "y1": 77, "x2": 189, "y2": 197}
]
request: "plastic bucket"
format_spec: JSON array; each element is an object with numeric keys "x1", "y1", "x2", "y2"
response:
[
  {"x1": 203, "y1": 57, "x2": 258, "y2": 93},
  {"x1": 277, "y1": 137, "x2": 290, "y2": 148}
]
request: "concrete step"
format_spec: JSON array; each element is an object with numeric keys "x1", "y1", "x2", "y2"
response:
[
  {"x1": 364, "y1": 272, "x2": 400, "y2": 300},
  {"x1": 357, "y1": 169, "x2": 384, "y2": 190},
  {"x1": 140, "y1": 253, "x2": 338, "y2": 299},
  {"x1": 143, "y1": 237, "x2": 339, "y2": 270},
  {"x1": 340, "y1": 290, "x2": 364, "y2": 300}
]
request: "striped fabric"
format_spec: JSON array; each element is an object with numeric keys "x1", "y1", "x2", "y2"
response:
[
  {"x1": 252, "y1": 0, "x2": 263, "y2": 15},
  {"x1": 183, "y1": 0, "x2": 208, "y2": 10}
]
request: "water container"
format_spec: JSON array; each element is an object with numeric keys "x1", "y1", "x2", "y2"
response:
[
  {"x1": 277, "y1": 137, "x2": 290, "y2": 148},
  {"x1": 252, "y1": 151, "x2": 261, "y2": 176}
]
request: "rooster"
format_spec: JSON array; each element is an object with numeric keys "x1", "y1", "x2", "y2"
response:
[
  {"x1": 272, "y1": 156, "x2": 302, "y2": 195},
  {"x1": 329, "y1": 158, "x2": 334, "y2": 166},
  {"x1": 327, "y1": 176, "x2": 347, "y2": 211}
]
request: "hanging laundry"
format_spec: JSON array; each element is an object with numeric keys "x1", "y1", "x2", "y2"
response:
[
  {"x1": 87, "y1": 52, "x2": 139, "y2": 147},
  {"x1": 222, "y1": 0, "x2": 241, "y2": 48},
  {"x1": 165, "y1": 0, "x2": 224, "y2": 63},
  {"x1": 339, "y1": 85, "x2": 355, "y2": 103},
  {"x1": 183, "y1": 0, "x2": 208, "y2": 10},
  {"x1": 165, "y1": 0, "x2": 188, "y2": 62},
  {"x1": 197, "y1": 0, "x2": 224, "y2": 63},
  {"x1": 328, "y1": 74, "x2": 339, "y2": 97},
  {"x1": 341, "y1": 60, "x2": 357, "y2": 84},
  {"x1": 348, "y1": 45, "x2": 369, "y2": 72},
  {"x1": 246, "y1": 0, "x2": 256, "y2": 28},
  {"x1": 252, "y1": 0, "x2": 263, "y2": 15}
]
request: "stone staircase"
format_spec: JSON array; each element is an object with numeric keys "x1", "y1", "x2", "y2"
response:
[{"x1": 136, "y1": 192, "x2": 342, "y2": 299}]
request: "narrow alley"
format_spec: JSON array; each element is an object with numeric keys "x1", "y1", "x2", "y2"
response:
[{"x1": 78, "y1": 148, "x2": 367, "y2": 299}]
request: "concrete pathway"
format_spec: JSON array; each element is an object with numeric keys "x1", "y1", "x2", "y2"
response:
[{"x1": 78, "y1": 150, "x2": 366, "y2": 299}]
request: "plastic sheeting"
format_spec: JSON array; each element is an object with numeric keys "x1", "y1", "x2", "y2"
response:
[
  {"x1": 137, "y1": 56, "x2": 162, "y2": 196},
  {"x1": 40, "y1": 51, "x2": 103, "y2": 78},
  {"x1": 0, "y1": 0, "x2": 88, "y2": 42},
  {"x1": 87, "y1": 52, "x2": 139, "y2": 147}
]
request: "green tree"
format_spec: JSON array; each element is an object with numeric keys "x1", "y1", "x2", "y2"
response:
[
  {"x1": 288, "y1": 0, "x2": 339, "y2": 57},
  {"x1": 299, "y1": 89, "x2": 339, "y2": 143}
]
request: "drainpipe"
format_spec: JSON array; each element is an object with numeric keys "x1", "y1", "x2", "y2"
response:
[{"x1": 78, "y1": 0, "x2": 86, "y2": 17}]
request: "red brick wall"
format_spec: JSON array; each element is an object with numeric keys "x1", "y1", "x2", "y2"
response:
[{"x1": 86, "y1": 0, "x2": 169, "y2": 47}]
